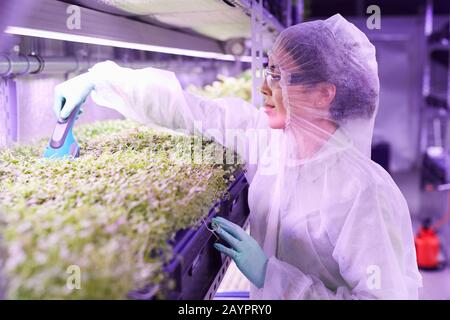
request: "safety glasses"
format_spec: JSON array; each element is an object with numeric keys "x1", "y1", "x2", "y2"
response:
[
  {"x1": 264, "y1": 66, "x2": 314, "y2": 90},
  {"x1": 263, "y1": 66, "x2": 282, "y2": 90}
]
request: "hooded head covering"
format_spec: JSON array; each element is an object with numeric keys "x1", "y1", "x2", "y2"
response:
[{"x1": 261, "y1": 13, "x2": 380, "y2": 255}]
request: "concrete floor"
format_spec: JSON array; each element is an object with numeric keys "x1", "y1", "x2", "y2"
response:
[
  {"x1": 216, "y1": 169, "x2": 450, "y2": 300},
  {"x1": 419, "y1": 269, "x2": 450, "y2": 300},
  {"x1": 394, "y1": 170, "x2": 450, "y2": 299}
]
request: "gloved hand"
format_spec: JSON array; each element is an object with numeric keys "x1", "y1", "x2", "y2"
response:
[
  {"x1": 212, "y1": 216, "x2": 268, "y2": 289},
  {"x1": 53, "y1": 72, "x2": 96, "y2": 119}
]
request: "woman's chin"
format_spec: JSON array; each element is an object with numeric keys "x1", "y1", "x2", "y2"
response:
[
  {"x1": 265, "y1": 106, "x2": 287, "y2": 129},
  {"x1": 268, "y1": 118, "x2": 286, "y2": 129}
]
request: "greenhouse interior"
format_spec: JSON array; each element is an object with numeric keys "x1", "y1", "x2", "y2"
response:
[{"x1": 1, "y1": 0, "x2": 450, "y2": 301}]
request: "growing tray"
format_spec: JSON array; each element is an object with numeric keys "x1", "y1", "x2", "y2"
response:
[{"x1": 128, "y1": 170, "x2": 250, "y2": 300}]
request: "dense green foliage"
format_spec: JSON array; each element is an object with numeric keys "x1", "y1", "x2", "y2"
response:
[
  {"x1": 187, "y1": 70, "x2": 252, "y2": 102},
  {"x1": 0, "y1": 120, "x2": 239, "y2": 299}
]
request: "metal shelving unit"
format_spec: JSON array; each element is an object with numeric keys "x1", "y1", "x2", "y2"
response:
[
  {"x1": 420, "y1": 0, "x2": 450, "y2": 190},
  {"x1": 0, "y1": 0, "x2": 298, "y2": 147}
]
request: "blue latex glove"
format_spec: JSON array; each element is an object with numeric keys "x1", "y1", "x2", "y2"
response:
[
  {"x1": 53, "y1": 72, "x2": 95, "y2": 119},
  {"x1": 212, "y1": 217, "x2": 268, "y2": 289}
]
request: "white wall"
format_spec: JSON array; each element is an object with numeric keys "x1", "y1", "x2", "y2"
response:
[{"x1": 351, "y1": 16, "x2": 426, "y2": 172}]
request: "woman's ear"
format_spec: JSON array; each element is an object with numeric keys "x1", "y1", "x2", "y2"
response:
[{"x1": 315, "y1": 82, "x2": 336, "y2": 108}]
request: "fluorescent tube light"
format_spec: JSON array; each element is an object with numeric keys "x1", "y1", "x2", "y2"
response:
[{"x1": 5, "y1": 26, "x2": 253, "y2": 62}]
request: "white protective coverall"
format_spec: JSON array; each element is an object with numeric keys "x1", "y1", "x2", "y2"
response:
[{"x1": 83, "y1": 14, "x2": 422, "y2": 299}]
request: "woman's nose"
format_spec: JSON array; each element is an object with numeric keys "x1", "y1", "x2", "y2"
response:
[{"x1": 260, "y1": 78, "x2": 272, "y2": 96}]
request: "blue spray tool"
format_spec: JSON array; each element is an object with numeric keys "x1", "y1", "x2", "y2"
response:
[{"x1": 43, "y1": 104, "x2": 81, "y2": 159}]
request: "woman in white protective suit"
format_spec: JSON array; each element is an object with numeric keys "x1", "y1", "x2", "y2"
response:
[{"x1": 53, "y1": 14, "x2": 422, "y2": 299}]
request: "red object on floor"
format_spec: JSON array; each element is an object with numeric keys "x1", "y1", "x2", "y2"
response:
[{"x1": 415, "y1": 225, "x2": 441, "y2": 269}]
